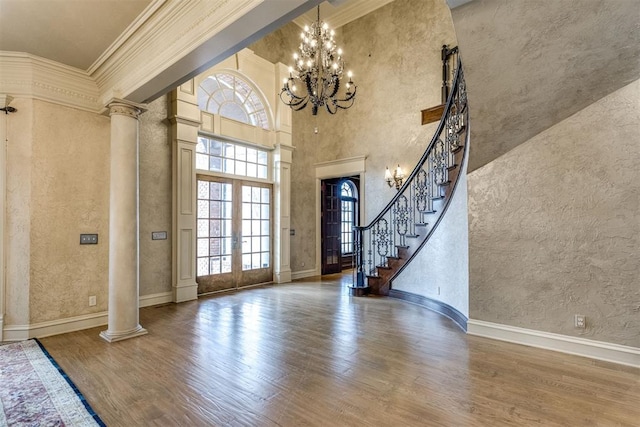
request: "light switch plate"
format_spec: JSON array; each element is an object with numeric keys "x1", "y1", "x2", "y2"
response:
[{"x1": 80, "y1": 234, "x2": 98, "y2": 244}]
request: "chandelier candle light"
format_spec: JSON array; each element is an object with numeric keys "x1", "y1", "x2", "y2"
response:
[{"x1": 280, "y1": 6, "x2": 357, "y2": 115}]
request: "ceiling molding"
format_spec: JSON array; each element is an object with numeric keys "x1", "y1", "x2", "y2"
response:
[
  {"x1": 0, "y1": 52, "x2": 100, "y2": 113},
  {"x1": 87, "y1": 0, "x2": 167, "y2": 75},
  {"x1": 91, "y1": 0, "x2": 263, "y2": 106},
  {"x1": 293, "y1": 0, "x2": 395, "y2": 29}
]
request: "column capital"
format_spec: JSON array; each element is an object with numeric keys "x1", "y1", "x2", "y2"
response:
[{"x1": 107, "y1": 98, "x2": 148, "y2": 120}]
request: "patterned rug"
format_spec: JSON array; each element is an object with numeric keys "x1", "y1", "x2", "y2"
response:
[{"x1": 0, "y1": 339, "x2": 105, "y2": 426}]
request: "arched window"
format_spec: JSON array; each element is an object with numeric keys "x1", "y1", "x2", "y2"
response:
[
  {"x1": 197, "y1": 73, "x2": 270, "y2": 130},
  {"x1": 340, "y1": 180, "x2": 358, "y2": 255}
]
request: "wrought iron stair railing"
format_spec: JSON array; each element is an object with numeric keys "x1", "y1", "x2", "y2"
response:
[{"x1": 353, "y1": 56, "x2": 469, "y2": 296}]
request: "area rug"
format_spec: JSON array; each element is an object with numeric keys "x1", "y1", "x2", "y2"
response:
[{"x1": 0, "y1": 339, "x2": 105, "y2": 426}]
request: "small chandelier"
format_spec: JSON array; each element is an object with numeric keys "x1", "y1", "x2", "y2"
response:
[{"x1": 280, "y1": 6, "x2": 357, "y2": 115}]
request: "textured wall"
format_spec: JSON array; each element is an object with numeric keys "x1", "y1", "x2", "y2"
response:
[
  {"x1": 6, "y1": 95, "x2": 171, "y2": 327},
  {"x1": 450, "y1": 0, "x2": 640, "y2": 171},
  {"x1": 394, "y1": 164, "x2": 469, "y2": 317},
  {"x1": 468, "y1": 79, "x2": 640, "y2": 347},
  {"x1": 139, "y1": 95, "x2": 172, "y2": 296},
  {"x1": 5, "y1": 98, "x2": 33, "y2": 326},
  {"x1": 29, "y1": 100, "x2": 111, "y2": 324},
  {"x1": 252, "y1": 0, "x2": 457, "y2": 273}
]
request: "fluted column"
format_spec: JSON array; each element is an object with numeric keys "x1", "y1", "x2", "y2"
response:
[{"x1": 100, "y1": 100, "x2": 148, "y2": 343}]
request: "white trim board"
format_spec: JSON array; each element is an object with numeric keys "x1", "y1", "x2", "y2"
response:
[
  {"x1": 139, "y1": 291, "x2": 173, "y2": 308},
  {"x1": 2, "y1": 293, "x2": 174, "y2": 341},
  {"x1": 468, "y1": 319, "x2": 640, "y2": 368},
  {"x1": 3, "y1": 312, "x2": 108, "y2": 341},
  {"x1": 291, "y1": 268, "x2": 318, "y2": 281}
]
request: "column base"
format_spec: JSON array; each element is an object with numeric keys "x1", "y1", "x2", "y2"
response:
[
  {"x1": 173, "y1": 282, "x2": 198, "y2": 303},
  {"x1": 100, "y1": 325, "x2": 148, "y2": 343},
  {"x1": 275, "y1": 269, "x2": 292, "y2": 284}
]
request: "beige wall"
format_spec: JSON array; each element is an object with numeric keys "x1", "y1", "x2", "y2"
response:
[
  {"x1": 5, "y1": 98, "x2": 34, "y2": 326},
  {"x1": 17, "y1": 100, "x2": 111, "y2": 324},
  {"x1": 468, "y1": 79, "x2": 640, "y2": 347},
  {"x1": 139, "y1": 95, "x2": 172, "y2": 297},
  {"x1": 4, "y1": 95, "x2": 172, "y2": 328},
  {"x1": 252, "y1": 0, "x2": 457, "y2": 273}
]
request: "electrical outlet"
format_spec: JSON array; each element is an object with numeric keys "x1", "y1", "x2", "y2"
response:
[
  {"x1": 89, "y1": 295, "x2": 97, "y2": 306},
  {"x1": 574, "y1": 314, "x2": 586, "y2": 329}
]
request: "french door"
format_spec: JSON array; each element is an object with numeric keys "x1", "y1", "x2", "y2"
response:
[
  {"x1": 196, "y1": 176, "x2": 272, "y2": 294},
  {"x1": 321, "y1": 178, "x2": 342, "y2": 274}
]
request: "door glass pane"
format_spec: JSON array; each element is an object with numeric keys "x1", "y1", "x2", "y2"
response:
[
  {"x1": 241, "y1": 185, "x2": 270, "y2": 271},
  {"x1": 197, "y1": 180, "x2": 232, "y2": 277},
  {"x1": 197, "y1": 258, "x2": 209, "y2": 276},
  {"x1": 197, "y1": 239, "x2": 208, "y2": 257},
  {"x1": 221, "y1": 256, "x2": 232, "y2": 273}
]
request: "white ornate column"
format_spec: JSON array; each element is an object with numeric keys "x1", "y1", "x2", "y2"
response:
[
  {"x1": 170, "y1": 82, "x2": 199, "y2": 302},
  {"x1": 0, "y1": 94, "x2": 12, "y2": 341},
  {"x1": 100, "y1": 99, "x2": 148, "y2": 343}
]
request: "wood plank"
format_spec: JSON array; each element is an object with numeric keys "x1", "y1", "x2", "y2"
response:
[
  {"x1": 421, "y1": 104, "x2": 446, "y2": 125},
  {"x1": 38, "y1": 274, "x2": 640, "y2": 426}
]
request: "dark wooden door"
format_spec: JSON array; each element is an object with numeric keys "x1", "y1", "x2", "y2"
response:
[{"x1": 321, "y1": 179, "x2": 342, "y2": 274}]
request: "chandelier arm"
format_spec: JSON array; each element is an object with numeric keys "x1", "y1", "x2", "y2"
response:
[
  {"x1": 279, "y1": 89, "x2": 309, "y2": 109},
  {"x1": 327, "y1": 76, "x2": 340, "y2": 98},
  {"x1": 292, "y1": 100, "x2": 309, "y2": 111},
  {"x1": 325, "y1": 100, "x2": 337, "y2": 114},
  {"x1": 281, "y1": 85, "x2": 306, "y2": 101},
  {"x1": 336, "y1": 85, "x2": 357, "y2": 103}
]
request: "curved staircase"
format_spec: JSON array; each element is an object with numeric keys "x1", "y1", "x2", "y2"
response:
[{"x1": 353, "y1": 55, "x2": 469, "y2": 296}]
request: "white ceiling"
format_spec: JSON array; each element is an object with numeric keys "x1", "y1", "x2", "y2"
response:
[
  {"x1": 0, "y1": 0, "x2": 393, "y2": 72},
  {"x1": 0, "y1": 0, "x2": 152, "y2": 70}
]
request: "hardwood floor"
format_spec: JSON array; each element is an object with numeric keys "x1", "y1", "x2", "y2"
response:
[{"x1": 39, "y1": 274, "x2": 639, "y2": 426}]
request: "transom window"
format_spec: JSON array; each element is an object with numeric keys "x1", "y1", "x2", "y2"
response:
[
  {"x1": 196, "y1": 137, "x2": 268, "y2": 179},
  {"x1": 198, "y1": 73, "x2": 270, "y2": 130}
]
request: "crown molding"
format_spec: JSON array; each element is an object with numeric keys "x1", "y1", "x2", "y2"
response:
[
  {"x1": 293, "y1": 0, "x2": 394, "y2": 29},
  {"x1": 0, "y1": 51, "x2": 100, "y2": 113},
  {"x1": 87, "y1": 0, "x2": 168, "y2": 75},
  {"x1": 91, "y1": 0, "x2": 263, "y2": 106}
]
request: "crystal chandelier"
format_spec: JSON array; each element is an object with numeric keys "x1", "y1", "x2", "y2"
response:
[{"x1": 279, "y1": 6, "x2": 357, "y2": 115}]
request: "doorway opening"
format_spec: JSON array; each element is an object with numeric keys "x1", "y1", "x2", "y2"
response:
[
  {"x1": 196, "y1": 176, "x2": 273, "y2": 294},
  {"x1": 321, "y1": 176, "x2": 360, "y2": 275}
]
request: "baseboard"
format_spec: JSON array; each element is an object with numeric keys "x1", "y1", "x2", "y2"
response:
[
  {"x1": 139, "y1": 291, "x2": 173, "y2": 308},
  {"x1": 388, "y1": 289, "x2": 468, "y2": 332},
  {"x1": 3, "y1": 312, "x2": 108, "y2": 341},
  {"x1": 467, "y1": 319, "x2": 640, "y2": 368},
  {"x1": 1, "y1": 292, "x2": 172, "y2": 341},
  {"x1": 291, "y1": 268, "x2": 318, "y2": 281}
]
